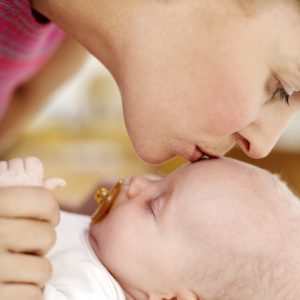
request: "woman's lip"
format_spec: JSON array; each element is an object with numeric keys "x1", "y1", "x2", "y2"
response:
[
  {"x1": 189, "y1": 147, "x2": 203, "y2": 162},
  {"x1": 189, "y1": 146, "x2": 218, "y2": 162}
]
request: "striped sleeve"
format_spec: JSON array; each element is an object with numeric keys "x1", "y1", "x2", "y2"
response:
[{"x1": 0, "y1": 0, "x2": 65, "y2": 116}]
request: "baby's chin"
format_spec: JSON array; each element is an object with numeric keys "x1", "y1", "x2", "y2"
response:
[
  {"x1": 89, "y1": 214, "x2": 116, "y2": 257},
  {"x1": 89, "y1": 223, "x2": 99, "y2": 251},
  {"x1": 89, "y1": 222, "x2": 104, "y2": 257}
]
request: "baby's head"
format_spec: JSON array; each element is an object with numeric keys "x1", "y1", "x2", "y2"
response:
[{"x1": 90, "y1": 158, "x2": 300, "y2": 300}]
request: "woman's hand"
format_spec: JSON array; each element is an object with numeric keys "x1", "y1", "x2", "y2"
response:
[{"x1": 0, "y1": 186, "x2": 60, "y2": 300}]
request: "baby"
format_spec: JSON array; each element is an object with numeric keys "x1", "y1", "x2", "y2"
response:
[{"x1": 2, "y1": 157, "x2": 300, "y2": 300}]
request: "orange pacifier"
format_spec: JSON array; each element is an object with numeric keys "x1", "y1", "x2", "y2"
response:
[{"x1": 91, "y1": 179, "x2": 124, "y2": 223}]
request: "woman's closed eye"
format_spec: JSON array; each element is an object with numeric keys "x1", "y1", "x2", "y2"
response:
[{"x1": 272, "y1": 83, "x2": 290, "y2": 105}]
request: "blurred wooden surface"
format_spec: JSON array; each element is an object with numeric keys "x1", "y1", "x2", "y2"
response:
[
  {"x1": 4, "y1": 129, "x2": 155, "y2": 209},
  {"x1": 4, "y1": 127, "x2": 300, "y2": 208}
]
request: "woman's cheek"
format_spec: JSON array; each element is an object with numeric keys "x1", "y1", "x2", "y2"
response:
[
  {"x1": 207, "y1": 67, "x2": 262, "y2": 135},
  {"x1": 201, "y1": 107, "x2": 250, "y2": 135}
]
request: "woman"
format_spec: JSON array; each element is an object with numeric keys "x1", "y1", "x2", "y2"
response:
[{"x1": 1, "y1": 0, "x2": 300, "y2": 299}]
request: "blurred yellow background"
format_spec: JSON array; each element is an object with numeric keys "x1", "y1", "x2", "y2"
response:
[{"x1": 4, "y1": 55, "x2": 186, "y2": 209}]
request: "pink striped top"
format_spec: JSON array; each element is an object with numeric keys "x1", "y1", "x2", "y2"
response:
[{"x1": 0, "y1": 0, "x2": 66, "y2": 118}]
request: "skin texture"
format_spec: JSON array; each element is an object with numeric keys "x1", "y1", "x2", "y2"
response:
[
  {"x1": 90, "y1": 158, "x2": 300, "y2": 300},
  {"x1": 32, "y1": 0, "x2": 300, "y2": 163},
  {"x1": 3, "y1": 0, "x2": 300, "y2": 297}
]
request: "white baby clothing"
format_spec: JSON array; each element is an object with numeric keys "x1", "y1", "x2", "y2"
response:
[{"x1": 44, "y1": 211, "x2": 126, "y2": 300}]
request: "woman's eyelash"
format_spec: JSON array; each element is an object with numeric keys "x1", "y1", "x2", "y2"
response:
[{"x1": 272, "y1": 84, "x2": 290, "y2": 105}]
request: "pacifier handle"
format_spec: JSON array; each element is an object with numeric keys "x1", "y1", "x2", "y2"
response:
[{"x1": 91, "y1": 179, "x2": 124, "y2": 223}]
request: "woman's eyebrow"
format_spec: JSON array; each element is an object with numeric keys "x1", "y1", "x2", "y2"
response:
[
  {"x1": 288, "y1": 66, "x2": 300, "y2": 90},
  {"x1": 273, "y1": 61, "x2": 300, "y2": 92},
  {"x1": 263, "y1": 70, "x2": 281, "y2": 99}
]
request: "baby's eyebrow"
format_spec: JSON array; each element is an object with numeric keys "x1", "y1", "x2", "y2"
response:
[
  {"x1": 259, "y1": 170, "x2": 299, "y2": 205},
  {"x1": 161, "y1": 185, "x2": 177, "y2": 213},
  {"x1": 245, "y1": 167, "x2": 282, "y2": 197},
  {"x1": 267, "y1": 173, "x2": 282, "y2": 189}
]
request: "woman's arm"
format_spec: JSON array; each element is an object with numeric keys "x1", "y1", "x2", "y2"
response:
[
  {"x1": 0, "y1": 35, "x2": 87, "y2": 156},
  {"x1": 0, "y1": 36, "x2": 87, "y2": 300}
]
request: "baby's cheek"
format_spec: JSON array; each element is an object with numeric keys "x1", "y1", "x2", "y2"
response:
[
  {"x1": 89, "y1": 221, "x2": 118, "y2": 268},
  {"x1": 90, "y1": 208, "x2": 130, "y2": 248},
  {"x1": 89, "y1": 223, "x2": 101, "y2": 245}
]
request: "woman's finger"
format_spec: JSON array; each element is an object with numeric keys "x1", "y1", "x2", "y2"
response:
[
  {"x1": 0, "y1": 283, "x2": 43, "y2": 300},
  {"x1": 0, "y1": 252, "x2": 52, "y2": 287},
  {"x1": 0, "y1": 218, "x2": 56, "y2": 255},
  {"x1": 0, "y1": 186, "x2": 60, "y2": 226}
]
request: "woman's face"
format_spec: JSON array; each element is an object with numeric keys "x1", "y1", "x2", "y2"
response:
[{"x1": 117, "y1": 0, "x2": 300, "y2": 163}]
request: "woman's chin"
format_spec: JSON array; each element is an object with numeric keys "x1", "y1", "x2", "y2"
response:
[{"x1": 135, "y1": 148, "x2": 173, "y2": 165}]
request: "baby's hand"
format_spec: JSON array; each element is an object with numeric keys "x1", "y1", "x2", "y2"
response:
[{"x1": 0, "y1": 156, "x2": 65, "y2": 189}]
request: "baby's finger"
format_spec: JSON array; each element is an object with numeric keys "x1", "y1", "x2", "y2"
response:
[
  {"x1": 0, "y1": 161, "x2": 8, "y2": 171},
  {"x1": 8, "y1": 158, "x2": 25, "y2": 173},
  {"x1": 24, "y1": 157, "x2": 44, "y2": 178},
  {"x1": 44, "y1": 178, "x2": 66, "y2": 190}
]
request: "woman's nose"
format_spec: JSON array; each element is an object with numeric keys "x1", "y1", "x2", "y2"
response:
[
  {"x1": 236, "y1": 112, "x2": 298, "y2": 159},
  {"x1": 234, "y1": 131, "x2": 274, "y2": 158}
]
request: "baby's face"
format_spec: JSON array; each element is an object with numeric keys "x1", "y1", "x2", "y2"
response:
[{"x1": 89, "y1": 158, "x2": 300, "y2": 299}]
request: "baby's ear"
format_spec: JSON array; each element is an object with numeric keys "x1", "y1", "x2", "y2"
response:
[{"x1": 127, "y1": 175, "x2": 151, "y2": 198}]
